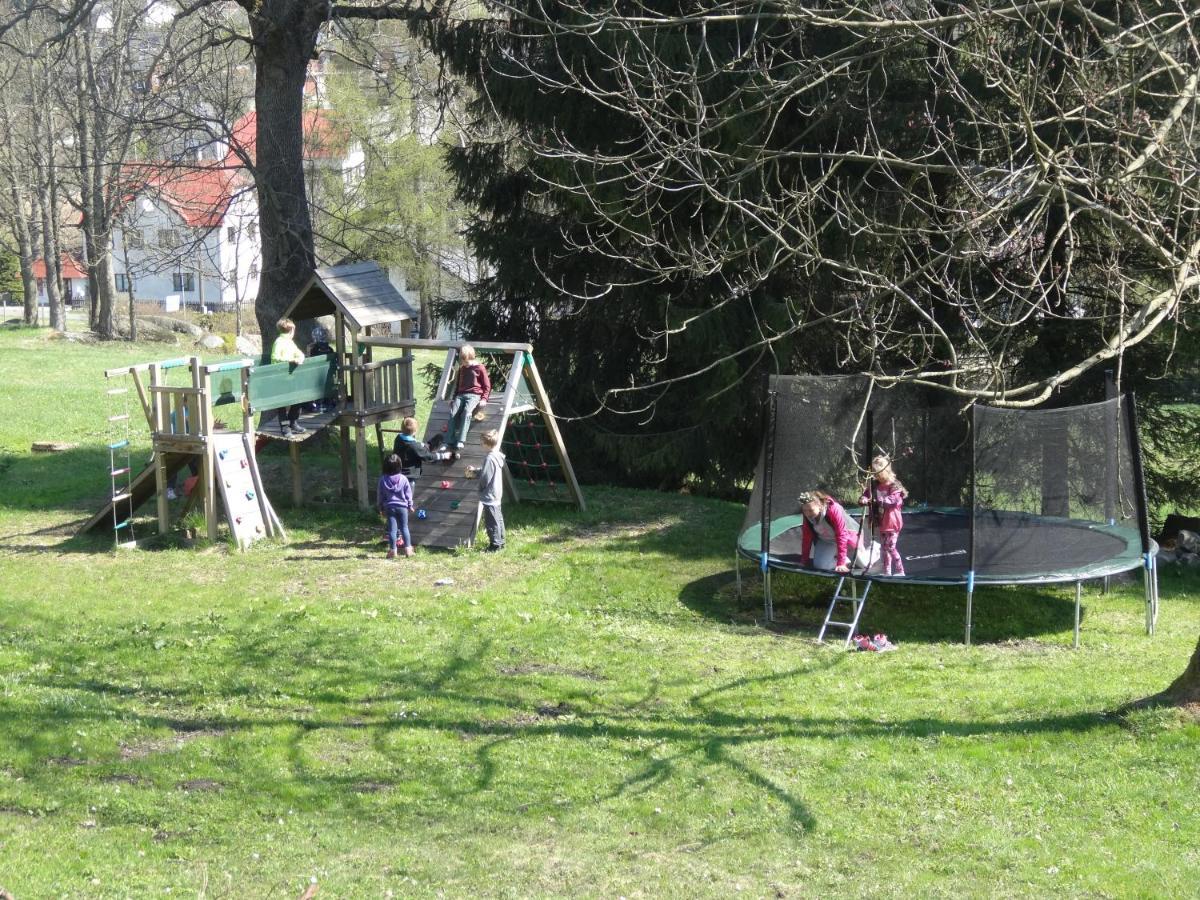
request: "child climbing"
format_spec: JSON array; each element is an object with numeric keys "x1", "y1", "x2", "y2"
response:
[
  {"x1": 377, "y1": 453, "x2": 414, "y2": 559},
  {"x1": 444, "y1": 344, "x2": 491, "y2": 459},
  {"x1": 798, "y1": 490, "x2": 883, "y2": 575},
  {"x1": 392, "y1": 416, "x2": 451, "y2": 484},
  {"x1": 477, "y1": 429, "x2": 505, "y2": 552},
  {"x1": 859, "y1": 455, "x2": 908, "y2": 576},
  {"x1": 270, "y1": 318, "x2": 306, "y2": 436}
]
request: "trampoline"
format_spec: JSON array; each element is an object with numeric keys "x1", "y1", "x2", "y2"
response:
[{"x1": 737, "y1": 376, "x2": 1159, "y2": 646}]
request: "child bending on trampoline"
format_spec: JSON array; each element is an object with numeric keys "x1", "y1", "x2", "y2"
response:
[
  {"x1": 444, "y1": 344, "x2": 491, "y2": 459},
  {"x1": 798, "y1": 490, "x2": 854, "y2": 574},
  {"x1": 378, "y1": 453, "x2": 414, "y2": 559},
  {"x1": 859, "y1": 455, "x2": 907, "y2": 576},
  {"x1": 392, "y1": 417, "x2": 451, "y2": 484}
]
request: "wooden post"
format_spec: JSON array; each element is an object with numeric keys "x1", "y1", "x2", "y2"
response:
[
  {"x1": 335, "y1": 311, "x2": 352, "y2": 494},
  {"x1": 351, "y1": 327, "x2": 370, "y2": 507},
  {"x1": 290, "y1": 441, "x2": 303, "y2": 508},
  {"x1": 524, "y1": 353, "x2": 586, "y2": 511},
  {"x1": 194, "y1": 357, "x2": 218, "y2": 541},
  {"x1": 150, "y1": 362, "x2": 169, "y2": 534}
]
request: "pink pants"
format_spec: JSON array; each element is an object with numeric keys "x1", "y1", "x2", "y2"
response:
[{"x1": 881, "y1": 530, "x2": 904, "y2": 574}]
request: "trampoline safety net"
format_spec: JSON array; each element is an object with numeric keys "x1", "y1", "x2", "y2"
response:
[{"x1": 740, "y1": 375, "x2": 1151, "y2": 585}]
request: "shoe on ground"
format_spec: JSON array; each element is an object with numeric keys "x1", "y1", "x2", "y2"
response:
[
  {"x1": 452, "y1": 451, "x2": 462, "y2": 461},
  {"x1": 894, "y1": 566, "x2": 906, "y2": 577},
  {"x1": 455, "y1": 442, "x2": 465, "y2": 450},
  {"x1": 166, "y1": 487, "x2": 178, "y2": 501},
  {"x1": 852, "y1": 634, "x2": 878, "y2": 652},
  {"x1": 873, "y1": 633, "x2": 897, "y2": 652},
  {"x1": 386, "y1": 547, "x2": 396, "y2": 560},
  {"x1": 280, "y1": 423, "x2": 293, "y2": 435},
  {"x1": 403, "y1": 546, "x2": 414, "y2": 557},
  {"x1": 290, "y1": 423, "x2": 307, "y2": 434},
  {"x1": 484, "y1": 544, "x2": 503, "y2": 553}
]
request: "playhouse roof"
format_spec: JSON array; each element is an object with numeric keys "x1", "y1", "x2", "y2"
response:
[{"x1": 284, "y1": 261, "x2": 419, "y2": 331}]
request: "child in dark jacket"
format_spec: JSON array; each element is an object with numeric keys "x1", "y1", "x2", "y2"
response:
[
  {"x1": 392, "y1": 417, "x2": 451, "y2": 484},
  {"x1": 377, "y1": 453, "x2": 414, "y2": 559}
]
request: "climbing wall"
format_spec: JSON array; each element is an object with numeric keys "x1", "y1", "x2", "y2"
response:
[
  {"x1": 405, "y1": 397, "x2": 508, "y2": 548},
  {"x1": 212, "y1": 432, "x2": 276, "y2": 549}
]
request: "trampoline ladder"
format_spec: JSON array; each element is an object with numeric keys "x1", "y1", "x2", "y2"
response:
[{"x1": 817, "y1": 577, "x2": 871, "y2": 649}]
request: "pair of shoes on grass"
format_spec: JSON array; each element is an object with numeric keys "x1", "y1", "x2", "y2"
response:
[
  {"x1": 852, "y1": 633, "x2": 897, "y2": 652},
  {"x1": 483, "y1": 544, "x2": 503, "y2": 553}
]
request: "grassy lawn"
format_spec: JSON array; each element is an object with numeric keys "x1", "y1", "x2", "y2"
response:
[{"x1": 1, "y1": 326, "x2": 1198, "y2": 898}]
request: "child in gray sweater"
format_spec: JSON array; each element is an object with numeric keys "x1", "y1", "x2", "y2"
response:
[{"x1": 477, "y1": 429, "x2": 505, "y2": 552}]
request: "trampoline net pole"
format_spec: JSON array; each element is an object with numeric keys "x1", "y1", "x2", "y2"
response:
[
  {"x1": 760, "y1": 382, "x2": 779, "y2": 623},
  {"x1": 966, "y1": 404, "x2": 978, "y2": 645},
  {"x1": 1124, "y1": 392, "x2": 1155, "y2": 635}
]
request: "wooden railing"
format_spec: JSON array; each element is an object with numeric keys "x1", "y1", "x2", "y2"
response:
[{"x1": 344, "y1": 354, "x2": 415, "y2": 416}]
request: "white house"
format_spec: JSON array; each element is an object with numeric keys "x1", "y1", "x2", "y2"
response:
[
  {"x1": 112, "y1": 164, "x2": 260, "y2": 310},
  {"x1": 111, "y1": 106, "x2": 358, "y2": 310}
]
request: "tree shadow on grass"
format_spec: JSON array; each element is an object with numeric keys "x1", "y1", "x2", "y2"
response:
[
  {"x1": 0, "y1": 614, "x2": 1123, "y2": 840},
  {"x1": 680, "y1": 569, "x2": 1084, "y2": 645}
]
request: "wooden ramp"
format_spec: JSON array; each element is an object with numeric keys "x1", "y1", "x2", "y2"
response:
[
  {"x1": 80, "y1": 453, "x2": 191, "y2": 534},
  {"x1": 406, "y1": 399, "x2": 508, "y2": 548}
]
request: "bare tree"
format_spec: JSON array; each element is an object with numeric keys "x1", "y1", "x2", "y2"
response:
[{"x1": 430, "y1": 0, "x2": 1199, "y2": 410}]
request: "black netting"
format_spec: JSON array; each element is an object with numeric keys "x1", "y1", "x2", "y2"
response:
[
  {"x1": 972, "y1": 400, "x2": 1137, "y2": 524},
  {"x1": 740, "y1": 376, "x2": 1148, "y2": 583},
  {"x1": 740, "y1": 375, "x2": 971, "y2": 536}
]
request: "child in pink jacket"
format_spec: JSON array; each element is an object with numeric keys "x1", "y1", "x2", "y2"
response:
[{"x1": 859, "y1": 455, "x2": 908, "y2": 576}]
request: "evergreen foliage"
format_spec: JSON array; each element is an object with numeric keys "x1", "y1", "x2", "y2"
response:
[{"x1": 422, "y1": 2, "x2": 1199, "y2": 498}]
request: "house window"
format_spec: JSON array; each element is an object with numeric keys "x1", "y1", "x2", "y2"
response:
[
  {"x1": 115, "y1": 274, "x2": 132, "y2": 292},
  {"x1": 172, "y1": 272, "x2": 195, "y2": 292},
  {"x1": 126, "y1": 230, "x2": 144, "y2": 249},
  {"x1": 158, "y1": 229, "x2": 180, "y2": 249},
  {"x1": 227, "y1": 226, "x2": 236, "y2": 242}
]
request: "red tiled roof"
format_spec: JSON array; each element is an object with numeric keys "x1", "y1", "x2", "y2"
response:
[
  {"x1": 122, "y1": 164, "x2": 242, "y2": 228},
  {"x1": 32, "y1": 254, "x2": 86, "y2": 280},
  {"x1": 224, "y1": 108, "x2": 348, "y2": 168}
]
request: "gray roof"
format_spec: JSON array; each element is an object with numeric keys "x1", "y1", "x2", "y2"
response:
[{"x1": 284, "y1": 261, "x2": 419, "y2": 330}]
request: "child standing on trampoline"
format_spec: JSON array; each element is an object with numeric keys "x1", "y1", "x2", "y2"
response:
[{"x1": 859, "y1": 455, "x2": 907, "y2": 576}]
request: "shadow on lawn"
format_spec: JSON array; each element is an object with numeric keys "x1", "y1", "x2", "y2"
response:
[
  {"x1": 4, "y1": 620, "x2": 1120, "y2": 837},
  {"x1": 680, "y1": 569, "x2": 1085, "y2": 645}
]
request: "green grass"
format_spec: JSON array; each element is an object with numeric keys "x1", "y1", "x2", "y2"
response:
[{"x1": 1, "y1": 326, "x2": 1199, "y2": 897}]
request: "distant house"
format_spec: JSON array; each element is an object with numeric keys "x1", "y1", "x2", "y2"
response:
[
  {"x1": 112, "y1": 164, "x2": 259, "y2": 310},
  {"x1": 109, "y1": 107, "x2": 365, "y2": 310},
  {"x1": 33, "y1": 254, "x2": 88, "y2": 307}
]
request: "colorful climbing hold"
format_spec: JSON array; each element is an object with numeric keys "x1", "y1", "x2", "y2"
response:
[{"x1": 417, "y1": 509, "x2": 428, "y2": 519}]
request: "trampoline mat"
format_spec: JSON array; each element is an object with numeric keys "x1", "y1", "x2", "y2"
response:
[{"x1": 738, "y1": 508, "x2": 1148, "y2": 585}]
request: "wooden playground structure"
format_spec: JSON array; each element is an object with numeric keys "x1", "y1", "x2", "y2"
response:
[{"x1": 82, "y1": 262, "x2": 584, "y2": 549}]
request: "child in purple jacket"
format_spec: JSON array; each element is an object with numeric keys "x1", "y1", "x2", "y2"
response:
[{"x1": 377, "y1": 453, "x2": 414, "y2": 559}]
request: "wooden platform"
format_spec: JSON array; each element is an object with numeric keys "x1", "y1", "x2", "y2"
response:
[{"x1": 255, "y1": 408, "x2": 340, "y2": 443}]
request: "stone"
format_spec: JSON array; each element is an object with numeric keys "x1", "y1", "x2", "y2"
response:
[
  {"x1": 31, "y1": 441, "x2": 79, "y2": 452},
  {"x1": 1177, "y1": 529, "x2": 1200, "y2": 553},
  {"x1": 197, "y1": 333, "x2": 226, "y2": 350},
  {"x1": 235, "y1": 334, "x2": 262, "y2": 357},
  {"x1": 138, "y1": 315, "x2": 203, "y2": 338}
]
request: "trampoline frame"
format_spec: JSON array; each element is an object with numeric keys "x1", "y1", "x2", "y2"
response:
[{"x1": 738, "y1": 377, "x2": 1161, "y2": 646}]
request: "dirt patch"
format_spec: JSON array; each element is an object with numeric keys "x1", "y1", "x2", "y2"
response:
[
  {"x1": 101, "y1": 773, "x2": 150, "y2": 786},
  {"x1": 120, "y1": 728, "x2": 228, "y2": 760},
  {"x1": 536, "y1": 701, "x2": 574, "y2": 718},
  {"x1": 351, "y1": 781, "x2": 392, "y2": 794},
  {"x1": 46, "y1": 756, "x2": 87, "y2": 767},
  {"x1": 498, "y1": 662, "x2": 605, "y2": 681},
  {"x1": 177, "y1": 778, "x2": 223, "y2": 793}
]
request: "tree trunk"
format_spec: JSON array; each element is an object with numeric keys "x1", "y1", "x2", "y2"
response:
[
  {"x1": 5, "y1": 178, "x2": 38, "y2": 325},
  {"x1": 93, "y1": 236, "x2": 117, "y2": 339},
  {"x1": 248, "y1": 2, "x2": 324, "y2": 347},
  {"x1": 35, "y1": 187, "x2": 62, "y2": 330}
]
